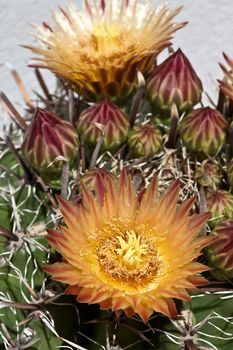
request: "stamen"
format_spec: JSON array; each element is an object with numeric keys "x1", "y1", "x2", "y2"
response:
[{"x1": 116, "y1": 230, "x2": 148, "y2": 266}]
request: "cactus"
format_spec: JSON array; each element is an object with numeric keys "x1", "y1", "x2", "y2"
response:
[{"x1": 2, "y1": 1, "x2": 233, "y2": 350}]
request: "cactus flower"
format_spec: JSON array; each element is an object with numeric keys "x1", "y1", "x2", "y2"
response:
[
  {"x1": 44, "y1": 170, "x2": 211, "y2": 322},
  {"x1": 25, "y1": 1, "x2": 185, "y2": 102},
  {"x1": 128, "y1": 123, "x2": 162, "y2": 157},
  {"x1": 22, "y1": 108, "x2": 78, "y2": 176},
  {"x1": 208, "y1": 221, "x2": 233, "y2": 281},
  {"x1": 146, "y1": 49, "x2": 202, "y2": 118},
  {"x1": 180, "y1": 107, "x2": 226, "y2": 157},
  {"x1": 78, "y1": 99, "x2": 129, "y2": 150}
]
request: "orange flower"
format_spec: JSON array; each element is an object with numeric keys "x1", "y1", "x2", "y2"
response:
[
  {"x1": 25, "y1": 0, "x2": 185, "y2": 102},
  {"x1": 45, "y1": 170, "x2": 211, "y2": 321}
]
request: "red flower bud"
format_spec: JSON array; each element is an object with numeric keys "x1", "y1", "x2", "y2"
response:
[
  {"x1": 146, "y1": 49, "x2": 202, "y2": 118},
  {"x1": 228, "y1": 159, "x2": 233, "y2": 188},
  {"x1": 22, "y1": 108, "x2": 78, "y2": 177},
  {"x1": 206, "y1": 190, "x2": 233, "y2": 227},
  {"x1": 180, "y1": 107, "x2": 226, "y2": 157},
  {"x1": 209, "y1": 221, "x2": 233, "y2": 280},
  {"x1": 128, "y1": 123, "x2": 162, "y2": 157},
  {"x1": 81, "y1": 168, "x2": 115, "y2": 192},
  {"x1": 78, "y1": 100, "x2": 129, "y2": 150},
  {"x1": 194, "y1": 160, "x2": 221, "y2": 189}
]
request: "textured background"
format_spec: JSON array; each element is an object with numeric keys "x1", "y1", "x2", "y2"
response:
[{"x1": 1, "y1": 0, "x2": 233, "y2": 125}]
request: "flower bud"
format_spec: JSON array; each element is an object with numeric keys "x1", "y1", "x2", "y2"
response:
[
  {"x1": 208, "y1": 221, "x2": 233, "y2": 281},
  {"x1": 78, "y1": 100, "x2": 129, "y2": 150},
  {"x1": 128, "y1": 123, "x2": 162, "y2": 157},
  {"x1": 206, "y1": 190, "x2": 233, "y2": 227},
  {"x1": 180, "y1": 107, "x2": 226, "y2": 157},
  {"x1": 194, "y1": 160, "x2": 221, "y2": 189},
  {"x1": 81, "y1": 168, "x2": 115, "y2": 192},
  {"x1": 146, "y1": 49, "x2": 202, "y2": 118},
  {"x1": 22, "y1": 108, "x2": 78, "y2": 177},
  {"x1": 73, "y1": 168, "x2": 116, "y2": 204},
  {"x1": 228, "y1": 159, "x2": 233, "y2": 188}
]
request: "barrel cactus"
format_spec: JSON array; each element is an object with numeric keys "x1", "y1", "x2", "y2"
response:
[{"x1": 1, "y1": 1, "x2": 233, "y2": 349}]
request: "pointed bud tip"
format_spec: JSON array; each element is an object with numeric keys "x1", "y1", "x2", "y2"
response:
[{"x1": 146, "y1": 48, "x2": 202, "y2": 118}]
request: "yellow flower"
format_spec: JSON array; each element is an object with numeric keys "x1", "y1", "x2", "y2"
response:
[
  {"x1": 44, "y1": 170, "x2": 211, "y2": 321},
  {"x1": 25, "y1": 0, "x2": 185, "y2": 102}
]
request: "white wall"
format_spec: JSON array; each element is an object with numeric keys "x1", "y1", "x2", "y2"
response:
[{"x1": 1, "y1": 0, "x2": 233, "y2": 125}]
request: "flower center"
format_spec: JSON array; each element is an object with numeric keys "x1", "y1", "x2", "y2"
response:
[
  {"x1": 90, "y1": 22, "x2": 138, "y2": 58},
  {"x1": 96, "y1": 225, "x2": 162, "y2": 291},
  {"x1": 115, "y1": 230, "x2": 148, "y2": 268}
]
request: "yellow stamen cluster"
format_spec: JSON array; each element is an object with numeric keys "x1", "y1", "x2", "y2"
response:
[
  {"x1": 115, "y1": 231, "x2": 148, "y2": 267},
  {"x1": 96, "y1": 222, "x2": 162, "y2": 292}
]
